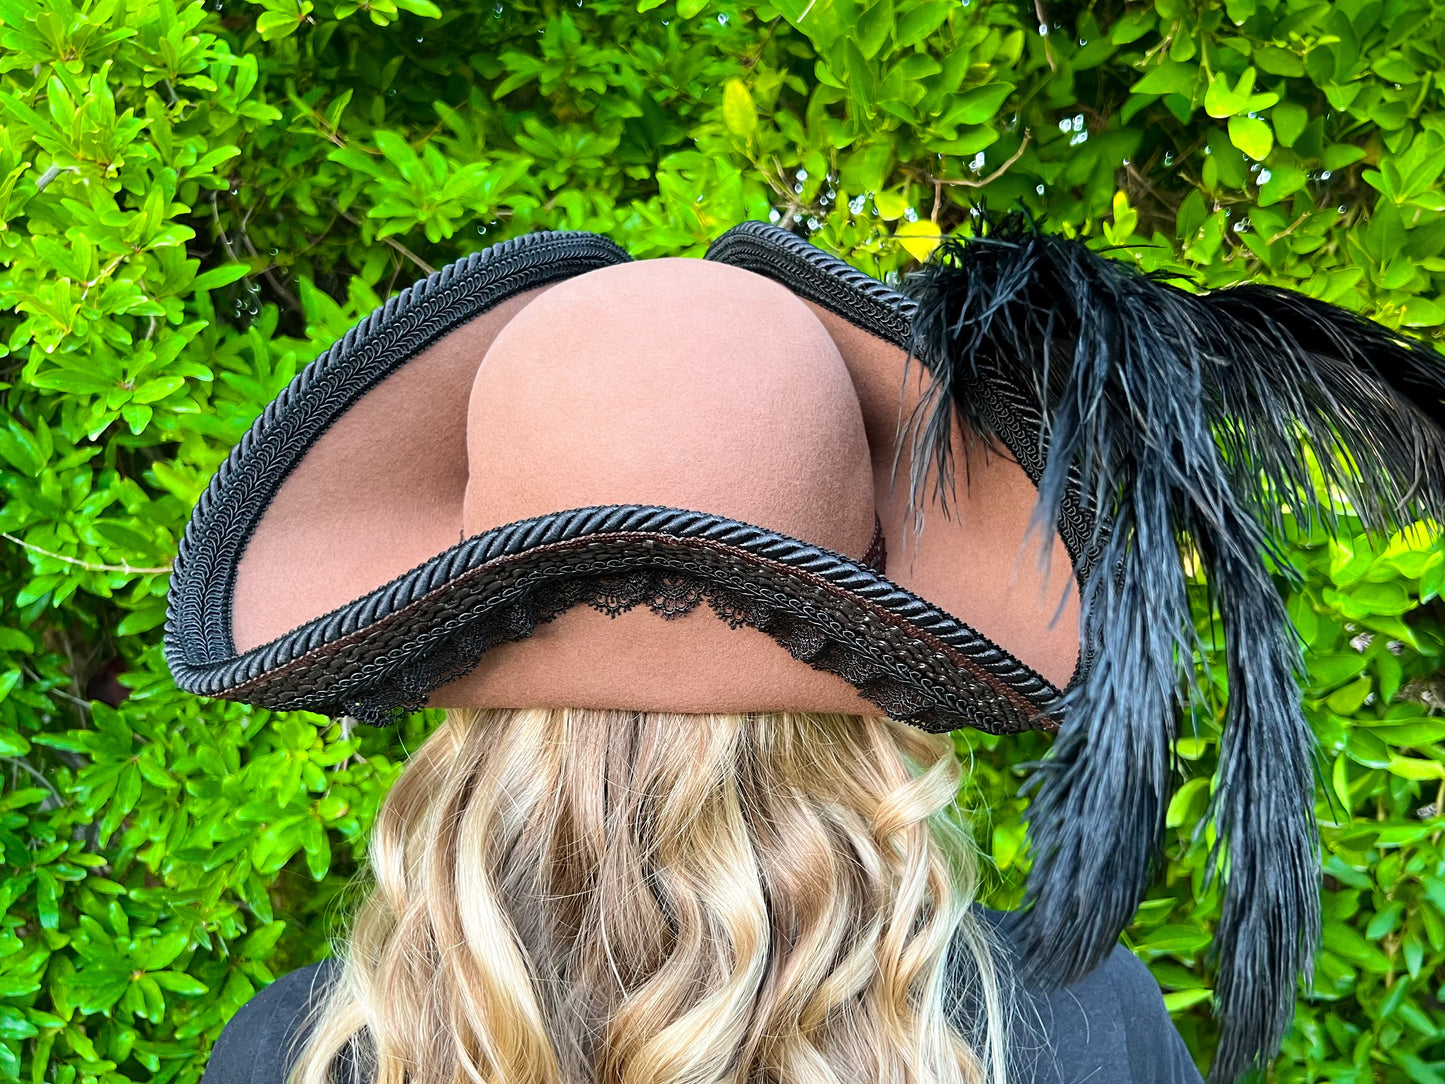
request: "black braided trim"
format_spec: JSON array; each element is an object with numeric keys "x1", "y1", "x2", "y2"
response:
[
  {"x1": 164, "y1": 229, "x2": 631, "y2": 678},
  {"x1": 167, "y1": 505, "x2": 1064, "y2": 735},
  {"x1": 705, "y1": 221, "x2": 1108, "y2": 686},
  {"x1": 705, "y1": 222, "x2": 914, "y2": 361}
]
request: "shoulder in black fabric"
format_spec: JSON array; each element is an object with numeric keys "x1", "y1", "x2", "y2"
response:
[{"x1": 897, "y1": 210, "x2": 1445, "y2": 1084}]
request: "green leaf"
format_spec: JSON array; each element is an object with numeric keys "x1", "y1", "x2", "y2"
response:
[
  {"x1": 1322, "y1": 920, "x2": 1392, "y2": 971},
  {"x1": 991, "y1": 821, "x2": 1026, "y2": 870},
  {"x1": 1138, "y1": 925, "x2": 1214, "y2": 953},
  {"x1": 240, "y1": 921, "x2": 287, "y2": 960},
  {"x1": 0, "y1": 1006, "x2": 37, "y2": 1040},
  {"x1": 1327, "y1": 677, "x2": 1373, "y2": 715},
  {"x1": 854, "y1": 0, "x2": 892, "y2": 58},
  {"x1": 1161, "y1": 988, "x2": 1213, "y2": 1011},
  {"x1": 374, "y1": 130, "x2": 424, "y2": 187},
  {"x1": 1401, "y1": 297, "x2": 1445, "y2": 327},
  {"x1": 301, "y1": 817, "x2": 332, "y2": 880},
  {"x1": 1323, "y1": 143, "x2": 1368, "y2": 171},
  {"x1": 1323, "y1": 581, "x2": 1415, "y2": 618},
  {"x1": 1346, "y1": 729, "x2": 1391, "y2": 769},
  {"x1": 1260, "y1": 160, "x2": 1307, "y2": 205},
  {"x1": 1203, "y1": 71, "x2": 1242, "y2": 117},
  {"x1": 1272, "y1": 101, "x2": 1309, "y2": 147},
  {"x1": 721, "y1": 79, "x2": 757, "y2": 140},
  {"x1": 1366, "y1": 901, "x2": 1404, "y2": 939},
  {"x1": 192, "y1": 263, "x2": 252, "y2": 293},
  {"x1": 1370, "y1": 719, "x2": 1445, "y2": 746},
  {"x1": 1110, "y1": 9, "x2": 1155, "y2": 43},
  {"x1": 0, "y1": 725, "x2": 29, "y2": 756},
  {"x1": 895, "y1": 0, "x2": 951, "y2": 48},
  {"x1": 839, "y1": 140, "x2": 893, "y2": 193},
  {"x1": 1132, "y1": 61, "x2": 1197, "y2": 98},
  {"x1": 151, "y1": 970, "x2": 208, "y2": 996},
  {"x1": 1228, "y1": 115, "x2": 1273, "y2": 160},
  {"x1": 1254, "y1": 46, "x2": 1304, "y2": 77},
  {"x1": 1387, "y1": 755, "x2": 1445, "y2": 781},
  {"x1": 116, "y1": 606, "x2": 167, "y2": 636},
  {"x1": 1287, "y1": 591, "x2": 1319, "y2": 647},
  {"x1": 942, "y1": 82, "x2": 1014, "y2": 127},
  {"x1": 255, "y1": 10, "x2": 301, "y2": 40},
  {"x1": 1165, "y1": 775, "x2": 1211, "y2": 828}
]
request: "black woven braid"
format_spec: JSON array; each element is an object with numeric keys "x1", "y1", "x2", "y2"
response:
[{"x1": 165, "y1": 226, "x2": 1077, "y2": 734}]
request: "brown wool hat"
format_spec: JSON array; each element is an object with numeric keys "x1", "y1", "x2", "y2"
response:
[{"x1": 165, "y1": 215, "x2": 1445, "y2": 1083}]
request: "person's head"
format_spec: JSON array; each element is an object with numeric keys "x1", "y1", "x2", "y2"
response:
[{"x1": 286, "y1": 706, "x2": 1012, "y2": 1084}]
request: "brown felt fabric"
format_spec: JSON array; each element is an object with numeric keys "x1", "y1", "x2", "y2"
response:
[
  {"x1": 459, "y1": 259, "x2": 875, "y2": 554},
  {"x1": 230, "y1": 248, "x2": 1082, "y2": 717},
  {"x1": 231, "y1": 287, "x2": 553, "y2": 654},
  {"x1": 800, "y1": 303, "x2": 1081, "y2": 690}
]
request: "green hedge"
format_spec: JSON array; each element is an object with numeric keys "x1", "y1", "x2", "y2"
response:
[{"x1": 2, "y1": 0, "x2": 1444, "y2": 1079}]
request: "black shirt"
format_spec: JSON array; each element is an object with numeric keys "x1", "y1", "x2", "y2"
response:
[{"x1": 201, "y1": 910, "x2": 1204, "y2": 1084}]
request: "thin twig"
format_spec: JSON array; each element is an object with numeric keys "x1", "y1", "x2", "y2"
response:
[
  {"x1": 4, "y1": 758, "x2": 64, "y2": 805},
  {"x1": 230, "y1": 193, "x2": 301, "y2": 312},
  {"x1": 927, "y1": 131, "x2": 1033, "y2": 192},
  {"x1": 79, "y1": 250, "x2": 134, "y2": 303},
  {"x1": 337, "y1": 208, "x2": 436, "y2": 276},
  {"x1": 295, "y1": 97, "x2": 348, "y2": 150},
  {"x1": 1124, "y1": 161, "x2": 1170, "y2": 207},
  {"x1": 211, "y1": 190, "x2": 243, "y2": 264},
  {"x1": 1034, "y1": 0, "x2": 1057, "y2": 71},
  {"x1": 384, "y1": 253, "x2": 404, "y2": 299},
  {"x1": 3, "y1": 533, "x2": 170, "y2": 574},
  {"x1": 764, "y1": 154, "x2": 809, "y2": 231},
  {"x1": 741, "y1": 17, "x2": 781, "y2": 68},
  {"x1": 18, "y1": 662, "x2": 93, "y2": 728},
  {"x1": 1267, "y1": 210, "x2": 1313, "y2": 245},
  {"x1": 35, "y1": 164, "x2": 75, "y2": 192}
]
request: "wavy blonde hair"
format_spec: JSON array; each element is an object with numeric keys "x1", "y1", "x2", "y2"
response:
[{"x1": 286, "y1": 707, "x2": 1013, "y2": 1084}]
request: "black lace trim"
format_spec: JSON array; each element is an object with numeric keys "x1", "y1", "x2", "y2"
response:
[
  {"x1": 338, "y1": 563, "x2": 1044, "y2": 735},
  {"x1": 186, "y1": 500, "x2": 1063, "y2": 734}
]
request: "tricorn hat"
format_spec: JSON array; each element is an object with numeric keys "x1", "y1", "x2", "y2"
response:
[{"x1": 164, "y1": 214, "x2": 1445, "y2": 1082}]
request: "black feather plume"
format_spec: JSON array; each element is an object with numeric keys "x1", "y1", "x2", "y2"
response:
[{"x1": 897, "y1": 211, "x2": 1445, "y2": 1084}]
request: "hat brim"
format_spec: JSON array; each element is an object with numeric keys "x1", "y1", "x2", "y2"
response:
[{"x1": 169, "y1": 501, "x2": 1063, "y2": 731}]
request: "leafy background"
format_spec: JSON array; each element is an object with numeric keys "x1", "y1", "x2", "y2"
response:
[{"x1": 1, "y1": 0, "x2": 1444, "y2": 1079}]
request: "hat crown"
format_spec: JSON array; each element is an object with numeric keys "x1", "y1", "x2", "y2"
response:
[{"x1": 461, "y1": 257, "x2": 877, "y2": 560}]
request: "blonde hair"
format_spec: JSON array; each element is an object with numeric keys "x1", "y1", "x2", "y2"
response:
[{"x1": 286, "y1": 707, "x2": 1013, "y2": 1084}]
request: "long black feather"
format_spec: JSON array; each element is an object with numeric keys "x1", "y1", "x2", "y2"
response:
[{"x1": 897, "y1": 210, "x2": 1445, "y2": 1084}]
